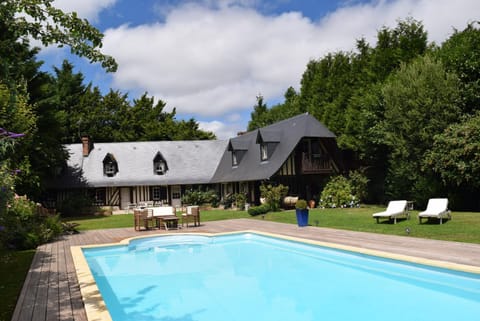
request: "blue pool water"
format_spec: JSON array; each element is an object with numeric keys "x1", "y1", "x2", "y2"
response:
[{"x1": 83, "y1": 233, "x2": 480, "y2": 321}]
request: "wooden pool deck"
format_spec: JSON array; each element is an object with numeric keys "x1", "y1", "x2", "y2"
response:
[{"x1": 11, "y1": 218, "x2": 480, "y2": 321}]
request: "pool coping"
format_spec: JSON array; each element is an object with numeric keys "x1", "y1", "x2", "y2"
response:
[{"x1": 71, "y1": 230, "x2": 480, "y2": 321}]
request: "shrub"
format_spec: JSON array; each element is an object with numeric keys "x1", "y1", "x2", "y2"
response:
[
  {"x1": 221, "y1": 193, "x2": 235, "y2": 209},
  {"x1": 319, "y1": 175, "x2": 354, "y2": 208},
  {"x1": 0, "y1": 163, "x2": 15, "y2": 218},
  {"x1": 182, "y1": 190, "x2": 219, "y2": 207},
  {"x1": 348, "y1": 169, "x2": 369, "y2": 203},
  {"x1": 234, "y1": 193, "x2": 247, "y2": 210},
  {"x1": 295, "y1": 199, "x2": 308, "y2": 210},
  {"x1": 248, "y1": 204, "x2": 270, "y2": 216},
  {"x1": 57, "y1": 192, "x2": 97, "y2": 216},
  {"x1": 0, "y1": 198, "x2": 63, "y2": 250},
  {"x1": 259, "y1": 184, "x2": 289, "y2": 212},
  {"x1": 220, "y1": 192, "x2": 246, "y2": 209}
]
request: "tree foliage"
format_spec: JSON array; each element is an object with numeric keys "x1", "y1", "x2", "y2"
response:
[
  {"x1": 378, "y1": 55, "x2": 461, "y2": 201},
  {"x1": 247, "y1": 18, "x2": 480, "y2": 209},
  {"x1": 426, "y1": 113, "x2": 480, "y2": 188},
  {"x1": 247, "y1": 95, "x2": 269, "y2": 131},
  {"x1": 0, "y1": 0, "x2": 117, "y2": 72},
  {"x1": 436, "y1": 22, "x2": 480, "y2": 114}
]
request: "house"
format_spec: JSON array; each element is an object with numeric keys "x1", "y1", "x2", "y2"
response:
[{"x1": 47, "y1": 113, "x2": 341, "y2": 210}]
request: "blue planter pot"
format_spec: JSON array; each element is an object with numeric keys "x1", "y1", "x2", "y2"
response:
[{"x1": 295, "y1": 209, "x2": 309, "y2": 227}]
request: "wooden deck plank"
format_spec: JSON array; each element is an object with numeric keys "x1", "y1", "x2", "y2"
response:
[
  {"x1": 31, "y1": 243, "x2": 52, "y2": 321},
  {"x1": 46, "y1": 241, "x2": 59, "y2": 321},
  {"x1": 57, "y1": 238, "x2": 74, "y2": 321},
  {"x1": 11, "y1": 245, "x2": 47, "y2": 321},
  {"x1": 64, "y1": 236, "x2": 88, "y2": 321},
  {"x1": 12, "y1": 219, "x2": 480, "y2": 321}
]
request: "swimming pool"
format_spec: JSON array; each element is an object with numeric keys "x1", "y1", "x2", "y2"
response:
[{"x1": 80, "y1": 232, "x2": 480, "y2": 321}]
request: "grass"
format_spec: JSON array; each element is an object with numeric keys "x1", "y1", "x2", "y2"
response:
[
  {"x1": 260, "y1": 206, "x2": 480, "y2": 243},
  {"x1": 0, "y1": 249, "x2": 35, "y2": 321},
  {"x1": 63, "y1": 206, "x2": 480, "y2": 244},
  {"x1": 66, "y1": 208, "x2": 252, "y2": 230}
]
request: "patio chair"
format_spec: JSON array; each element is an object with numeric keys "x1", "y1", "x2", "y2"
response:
[
  {"x1": 182, "y1": 205, "x2": 200, "y2": 227},
  {"x1": 418, "y1": 198, "x2": 451, "y2": 224},
  {"x1": 372, "y1": 200, "x2": 409, "y2": 224},
  {"x1": 134, "y1": 209, "x2": 153, "y2": 231}
]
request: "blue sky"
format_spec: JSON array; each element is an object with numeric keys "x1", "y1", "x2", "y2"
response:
[{"x1": 38, "y1": 0, "x2": 480, "y2": 139}]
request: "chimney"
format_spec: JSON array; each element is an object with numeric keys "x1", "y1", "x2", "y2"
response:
[{"x1": 81, "y1": 135, "x2": 93, "y2": 157}]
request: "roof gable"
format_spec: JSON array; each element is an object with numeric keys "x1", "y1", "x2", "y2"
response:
[{"x1": 211, "y1": 113, "x2": 336, "y2": 183}]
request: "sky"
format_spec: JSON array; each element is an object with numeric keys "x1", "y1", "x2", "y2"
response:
[{"x1": 38, "y1": 0, "x2": 480, "y2": 139}]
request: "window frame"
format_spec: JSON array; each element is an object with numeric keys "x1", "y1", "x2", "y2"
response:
[{"x1": 260, "y1": 143, "x2": 268, "y2": 161}]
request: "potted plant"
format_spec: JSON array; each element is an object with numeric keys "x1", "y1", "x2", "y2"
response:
[{"x1": 295, "y1": 199, "x2": 309, "y2": 227}]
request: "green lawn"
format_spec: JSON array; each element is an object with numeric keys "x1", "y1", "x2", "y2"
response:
[
  {"x1": 64, "y1": 206, "x2": 480, "y2": 244},
  {"x1": 261, "y1": 207, "x2": 480, "y2": 243}
]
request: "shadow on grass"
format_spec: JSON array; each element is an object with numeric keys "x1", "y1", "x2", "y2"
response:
[
  {"x1": 61, "y1": 214, "x2": 115, "y2": 222},
  {"x1": 0, "y1": 248, "x2": 36, "y2": 321},
  {"x1": 419, "y1": 218, "x2": 451, "y2": 225}
]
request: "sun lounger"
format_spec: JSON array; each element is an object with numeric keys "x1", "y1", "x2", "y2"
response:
[
  {"x1": 372, "y1": 200, "x2": 409, "y2": 224},
  {"x1": 418, "y1": 198, "x2": 451, "y2": 224}
]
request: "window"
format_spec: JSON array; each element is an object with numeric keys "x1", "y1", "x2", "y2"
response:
[
  {"x1": 104, "y1": 163, "x2": 116, "y2": 175},
  {"x1": 232, "y1": 151, "x2": 238, "y2": 166},
  {"x1": 155, "y1": 160, "x2": 166, "y2": 174},
  {"x1": 172, "y1": 185, "x2": 181, "y2": 199},
  {"x1": 260, "y1": 143, "x2": 268, "y2": 161},
  {"x1": 152, "y1": 186, "x2": 167, "y2": 201},
  {"x1": 103, "y1": 154, "x2": 118, "y2": 177},
  {"x1": 94, "y1": 188, "x2": 106, "y2": 206},
  {"x1": 153, "y1": 152, "x2": 168, "y2": 175}
]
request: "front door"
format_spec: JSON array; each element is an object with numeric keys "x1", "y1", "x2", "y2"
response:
[
  {"x1": 171, "y1": 185, "x2": 182, "y2": 207},
  {"x1": 120, "y1": 187, "x2": 130, "y2": 210}
]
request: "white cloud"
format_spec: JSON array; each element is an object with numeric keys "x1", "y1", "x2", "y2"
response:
[
  {"x1": 53, "y1": 0, "x2": 117, "y2": 22},
  {"x1": 102, "y1": 0, "x2": 480, "y2": 124},
  {"x1": 31, "y1": 0, "x2": 465, "y2": 138},
  {"x1": 198, "y1": 119, "x2": 244, "y2": 140},
  {"x1": 103, "y1": 5, "x2": 324, "y2": 116}
]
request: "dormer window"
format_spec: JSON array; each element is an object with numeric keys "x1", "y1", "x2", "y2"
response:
[
  {"x1": 103, "y1": 153, "x2": 118, "y2": 177},
  {"x1": 257, "y1": 129, "x2": 279, "y2": 162},
  {"x1": 153, "y1": 152, "x2": 168, "y2": 175},
  {"x1": 228, "y1": 138, "x2": 248, "y2": 167}
]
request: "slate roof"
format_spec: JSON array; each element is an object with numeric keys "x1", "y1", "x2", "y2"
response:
[
  {"x1": 60, "y1": 140, "x2": 228, "y2": 188},
  {"x1": 56, "y1": 113, "x2": 336, "y2": 188},
  {"x1": 211, "y1": 113, "x2": 336, "y2": 183}
]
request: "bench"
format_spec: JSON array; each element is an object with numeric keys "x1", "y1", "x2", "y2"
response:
[{"x1": 147, "y1": 206, "x2": 179, "y2": 230}]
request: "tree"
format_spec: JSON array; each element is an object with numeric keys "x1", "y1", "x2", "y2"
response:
[
  {"x1": 173, "y1": 118, "x2": 216, "y2": 140},
  {"x1": 247, "y1": 95, "x2": 269, "y2": 131},
  {"x1": 436, "y1": 22, "x2": 480, "y2": 115},
  {"x1": 426, "y1": 113, "x2": 480, "y2": 188},
  {"x1": 1, "y1": 0, "x2": 116, "y2": 200},
  {"x1": 0, "y1": 0, "x2": 117, "y2": 72},
  {"x1": 51, "y1": 61, "x2": 87, "y2": 143},
  {"x1": 369, "y1": 18, "x2": 428, "y2": 82},
  {"x1": 378, "y1": 55, "x2": 462, "y2": 201}
]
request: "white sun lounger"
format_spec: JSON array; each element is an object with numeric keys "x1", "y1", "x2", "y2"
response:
[
  {"x1": 418, "y1": 198, "x2": 451, "y2": 224},
  {"x1": 372, "y1": 200, "x2": 409, "y2": 224}
]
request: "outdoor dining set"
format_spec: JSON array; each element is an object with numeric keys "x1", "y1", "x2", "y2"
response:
[{"x1": 132, "y1": 203, "x2": 200, "y2": 231}]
